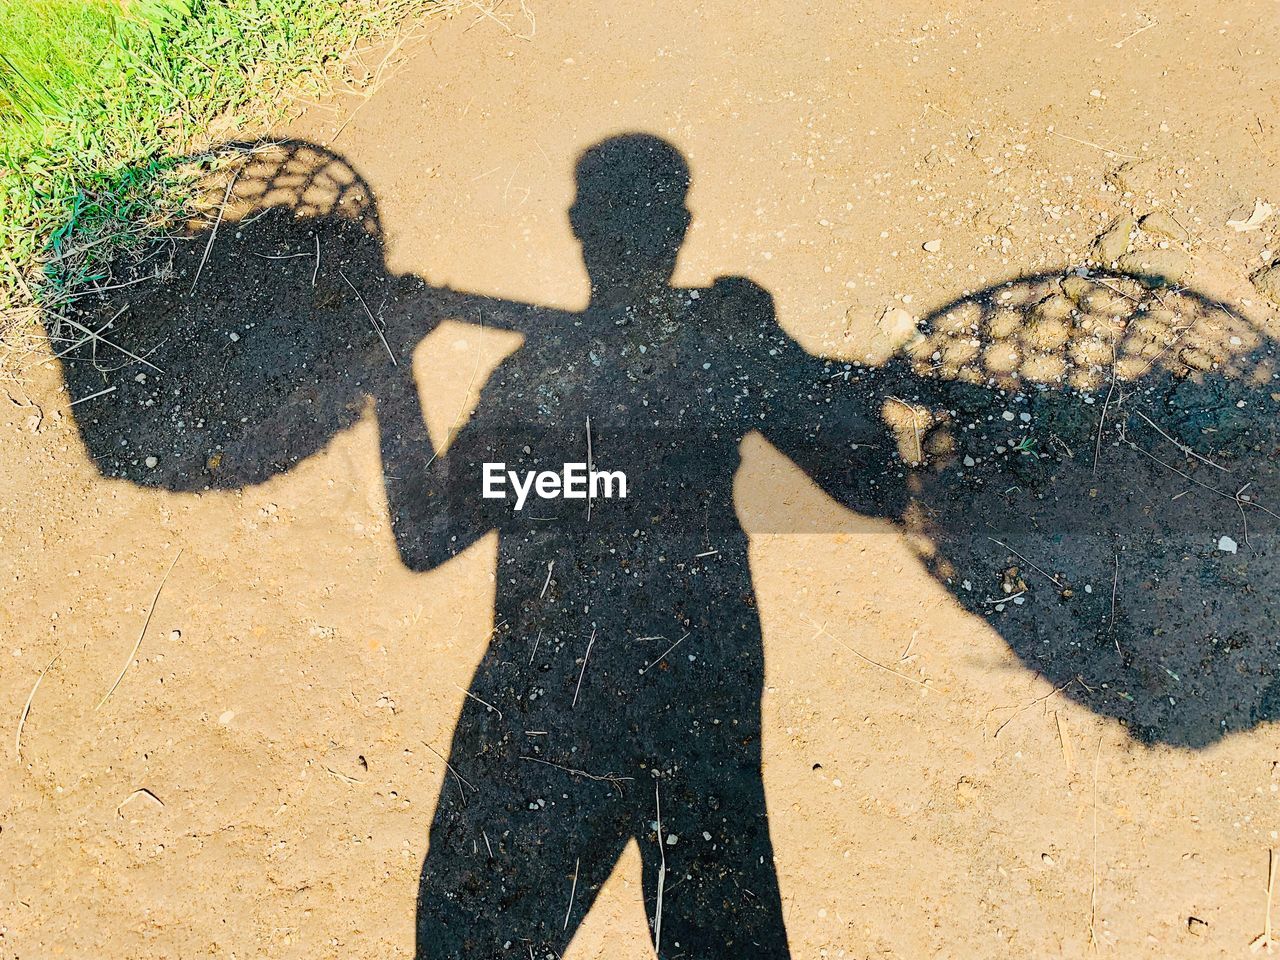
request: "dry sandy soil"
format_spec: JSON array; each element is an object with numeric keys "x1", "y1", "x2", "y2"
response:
[{"x1": 4, "y1": 1, "x2": 1280, "y2": 957}]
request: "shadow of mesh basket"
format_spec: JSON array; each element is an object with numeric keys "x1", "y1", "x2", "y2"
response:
[
  {"x1": 52, "y1": 141, "x2": 421, "y2": 491},
  {"x1": 894, "y1": 270, "x2": 1280, "y2": 746}
]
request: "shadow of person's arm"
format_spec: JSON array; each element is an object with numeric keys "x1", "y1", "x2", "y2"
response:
[
  {"x1": 763, "y1": 354, "x2": 910, "y2": 523},
  {"x1": 702, "y1": 276, "x2": 909, "y2": 522},
  {"x1": 373, "y1": 278, "x2": 567, "y2": 571},
  {"x1": 765, "y1": 348, "x2": 1005, "y2": 523},
  {"x1": 710, "y1": 277, "x2": 999, "y2": 524},
  {"x1": 373, "y1": 358, "x2": 501, "y2": 572}
]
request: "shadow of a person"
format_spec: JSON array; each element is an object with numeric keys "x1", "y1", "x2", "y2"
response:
[
  {"x1": 47, "y1": 131, "x2": 1280, "y2": 956},
  {"x1": 48, "y1": 133, "x2": 917, "y2": 957},
  {"x1": 375, "y1": 134, "x2": 906, "y2": 958}
]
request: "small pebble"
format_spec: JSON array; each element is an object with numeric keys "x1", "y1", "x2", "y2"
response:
[
  {"x1": 1218, "y1": 536, "x2": 1238, "y2": 554},
  {"x1": 145, "y1": 456, "x2": 158, "y2": 469},
  {"x1": 922, "y1": 239, "x2": 942, "y2": 253}
]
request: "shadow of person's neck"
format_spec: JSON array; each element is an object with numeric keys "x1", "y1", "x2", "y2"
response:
[{"x1": 586, "y1": 275, "x2": 680, "y2": 312}]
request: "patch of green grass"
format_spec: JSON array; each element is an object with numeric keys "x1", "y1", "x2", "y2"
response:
[{"x1": 0, "y1": 0, "x2": 437, "y2": 318}]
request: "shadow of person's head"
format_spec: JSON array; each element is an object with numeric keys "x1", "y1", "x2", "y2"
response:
[{"x1": 568, "y1": 134, "x2": 691, "y2": 303}]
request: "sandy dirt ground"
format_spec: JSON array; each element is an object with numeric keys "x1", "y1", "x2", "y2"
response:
[{"x1": 4, "y1": 1, "x2": 1280, "y2": 957}]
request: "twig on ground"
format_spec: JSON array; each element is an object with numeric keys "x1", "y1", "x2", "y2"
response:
[
  {"x1": 991, "y1": 678, "x2": 1075, "y2": 738},
  {"x1": 1089, "y1": 735, "x2": 1104, "y2": 949},
  {"x1": 640, "y1": 633, "x2": 690, "y2": 675},
  {"x1": 423, "y1": 740, "x2": 476, "y2": 796},
  {"x1": 1086, "y1": 275, "x2": 1142, "y2": 303},
  {"x1": 1108, "y1": 553, "x2": 1121, "y2": 656},
  {"x1": 585, "y1": 415, "x2": 594, "y2": 521},
  {"x1": 515, "y1": 0, "x2": 536, "y2": 40},
  {"x1": 1133, "y1": 410, "x2": 1227, "y2": 472},
  {"x1": 97, "y1": 549, "x2": 183, "y2": 710},
  {"x1": 1093, "y1": 348, "x2": 1118, "y2": 476},
  {"x1": 46, "y1": 305, "x2": 127, "y2": 364},
  {"x1": 466, "y1": 0, "x2": 512, "y2": 34},
  {"x1": 1055, "y1": 711, "x2": 1075, "y2": 770},
  {"x1": 453, "y1": 683, "x2": 503, "y2": 720},
  {"x1": 804, "y1": 616, "x2": 930, "y2": 688},
  {"x1": 1112, "y1": 18, "x2": 1158, "y2": 48},
  {"x1": 1133, "y1": 320, "x2": 1195, "y2": 381},
  {"x1": 190, "y1": 167, "x2": 240, "y2": 294},
  {"x1": 15, "y1": 653, "x2": 60, "y2": 763},
  {"x1": 1049, "y1": 129, "x2": 1139, "y2": 160},
  {"x1": 654, "y1": 784, "x2": 667, "y2": 955},
  {"x1": 85, "y1": 272, "x2": 165, "y2": 296},
  {"x1": 59, "y1": 316, "x2": 163, "y2": 373},
  {"x1": 987, "y1": 537, "x2": 1064, "y2": 589},
  {"x1": 69, "y1": 385, "x2": 117, "y2": 407},
  {"x1": 899, "y1": 631, "x2": 918, "y2": 663},
  {"x1": 1251, "y1": 849, "x2": 1279, "y2": 952},
  {"x1": 1126, "y1": 440, "x2": 1280, "y2": 523},
  {"x1": 339, "y1": 269, "x2": 396, "y2": 365},
  {"x1": 573, "y1": 628, "x2": 597, "y2": 707},
  {"x1": 564, "y1": 857, "x2": 580, "y2": 931},
  {"x1": 518, "y1": 755, "x2": 633, "y2": 794}
]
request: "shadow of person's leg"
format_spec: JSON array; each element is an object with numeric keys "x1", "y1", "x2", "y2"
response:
[
  {"x1": 637, "y1": 756, "x2": 791, "y2": 958},
  {"x1": 634, "y1": 594, "x2": 792, "y2": 959},
  {"x1": 414, "y1": 700, "x2": 634, "y2": 959}
]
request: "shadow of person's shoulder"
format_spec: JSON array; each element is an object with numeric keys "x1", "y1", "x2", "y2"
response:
[
  {"x1": 706, "y1": 274, "x2": 774, "y2": 314},
  {"x1": 693, "y1": 275, "x2": 783, "y2": 356}
]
